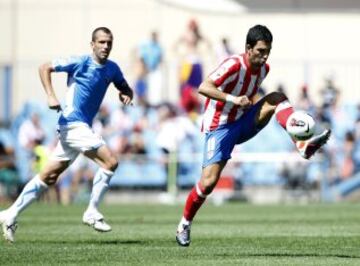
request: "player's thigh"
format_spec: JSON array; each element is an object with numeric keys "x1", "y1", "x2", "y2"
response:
[
  {"x1": 235, "y1": 100, "x2": 273, "y2": 144},
  {"x1": 58, "y1": 124, "x2": 117, "y2": 170},
  {"x1": 254, "y1": 92, "x2": 287, "y2": 126},
  {"x1": 41, "y1": 139, "x2": 79, "y2": 183},
  {"x1": 84, "y1": 144, "x2": 118, "y2": 171},
  {"x1": 202, "y1": 126, "x2": 237, "y2": 168}
]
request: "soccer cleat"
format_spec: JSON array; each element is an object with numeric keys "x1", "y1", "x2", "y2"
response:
[
  {"x1": 296, "y1": 129, "x2": 331, "y2": 159},
  {"x1": 176, "y1": 224, "x2": 191, "y2": 247},
  {"x1": 82, "y1": 210, "x2": 111, "y2": 232},
  {"x1": 0, "y1": 211, "x2": 17, "y2": 243}
]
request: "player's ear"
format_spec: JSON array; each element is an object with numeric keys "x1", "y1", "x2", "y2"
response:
[{"x1": 245, "y1": 44, "x2": 252, "y2": 52}]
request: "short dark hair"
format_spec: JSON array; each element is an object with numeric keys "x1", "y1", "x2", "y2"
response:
[
  {"x1": 92, "y1": 27, "x2": 113, "y2": 41},
  {"x1": 246, "y1": 25, "x2": 273, "y2": 48}
]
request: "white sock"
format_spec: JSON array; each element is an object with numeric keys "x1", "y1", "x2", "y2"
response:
[
  {"x1": 87, "y1": 168, "x2": 113, "y2": 211},
  {"x1": 178, "y1": 216, "x2": 191, "y2": 232},
  {"x1": 8, "y1": 175, "x2": 48, "y2": 218}
]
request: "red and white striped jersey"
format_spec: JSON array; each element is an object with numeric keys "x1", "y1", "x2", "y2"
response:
[{"x1": 202, "y1": 53, "x2": 270, "y2": 132}]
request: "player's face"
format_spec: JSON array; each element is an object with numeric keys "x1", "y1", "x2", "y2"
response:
[
  {"x1": 91, "y1": 31, "x2": 113, "y2": 64},
  {"x1": 246, "y1": 40, "x2": 271, "y2": 69}
]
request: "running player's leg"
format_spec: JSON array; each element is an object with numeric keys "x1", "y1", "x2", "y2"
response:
[
  {"x1": 82, "y1": 144, "x2": 118, "y2": 232},
  {"x1": 0, "y1": 158, "x2": 71, "y2": 242},
  {"x1": 0, "y1": 129, "x2": 79, "y2": 242},
  {"x1": 176, "y1": 123, "x2": 237, "y2": 246}
]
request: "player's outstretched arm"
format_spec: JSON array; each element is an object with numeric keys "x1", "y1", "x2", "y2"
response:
[
  {"x1": 198, "y1": 77, "x2": 252, "y2": 109},
  {"x1": 39, "y1": 62, "x2": 62, "y2": 112}
]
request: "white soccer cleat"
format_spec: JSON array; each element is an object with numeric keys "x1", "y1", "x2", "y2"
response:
[
  {"x1": 0, "y1": 210, "x2": 17, "y2": 243},
  {"x1": 176, "y1": 223, "x2": 191, "y2": 247},
  {"x1": 82, "y1": 210, "x2": 111, "y2": 232},
  {"x1": 296, "y1": 129, "x2": 331, "y2": 159}
]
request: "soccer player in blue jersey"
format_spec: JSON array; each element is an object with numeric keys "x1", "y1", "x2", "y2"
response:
[{"x1": 0, "y1": 27, "x2": 133, "y2": 242}]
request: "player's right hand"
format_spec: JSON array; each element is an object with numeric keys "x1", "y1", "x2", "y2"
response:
[{"x1": 234, "y1": 95, "x2": 252, "y2": 109}]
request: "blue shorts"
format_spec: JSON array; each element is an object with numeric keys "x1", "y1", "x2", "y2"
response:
[{"x1": 202, "y1": 101, "x2": 264, "y2": 167}]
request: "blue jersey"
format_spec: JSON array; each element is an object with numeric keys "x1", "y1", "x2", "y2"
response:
[{"x1": 52, "y1": 55, "x2": 126, "y2": 126}]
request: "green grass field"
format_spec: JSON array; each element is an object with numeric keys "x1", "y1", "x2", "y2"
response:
[{"x1": 0, "y1": 202, "x2": 360, "y2": 265}]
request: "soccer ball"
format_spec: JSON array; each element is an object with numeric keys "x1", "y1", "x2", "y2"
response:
[{"x1": 286, "y1": 111, "x2": 315, "y2": 141}]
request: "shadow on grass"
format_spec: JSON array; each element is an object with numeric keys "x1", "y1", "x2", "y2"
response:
[
  {"x1": 26, "y1": 239, "x2": 144, "y2": 245},
  {"x1": 214, "y1": 253, "x2": 360, "y2": 259}
]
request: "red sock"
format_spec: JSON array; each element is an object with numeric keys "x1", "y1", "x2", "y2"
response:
[
  {"x1": 275, "y1": 100, "x2": 294, "y2": 129},
  {"x1": 183, "y1": 182, "x2": 207, "y2": 221}
]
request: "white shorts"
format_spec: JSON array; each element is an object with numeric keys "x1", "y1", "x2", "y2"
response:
[{"x1": 51, "y1": 122, "x2": 106, "y2": 162}]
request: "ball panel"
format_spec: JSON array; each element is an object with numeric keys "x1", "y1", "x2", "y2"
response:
[{"x1": 286, "y1": 111, "x2": 315, "y2": 141}]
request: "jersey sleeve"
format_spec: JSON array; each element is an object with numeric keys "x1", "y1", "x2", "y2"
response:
[
  {"x1": 112, "y1": 63, "x2": 128, "y2": 91},
  {"x1": 51, "y1": 56, "x2": 83, "y2": 73},
  {"x1": 208, "y1": 57, "x2": 240, "y2": 87}
]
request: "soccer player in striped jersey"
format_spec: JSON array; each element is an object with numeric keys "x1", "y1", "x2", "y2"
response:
[
  {"x1": 176, "y1": 25, "x2": 331, "y2": 247},
  {"x1": 0, "y1": 27, "x2": 133, "y2": 242}
]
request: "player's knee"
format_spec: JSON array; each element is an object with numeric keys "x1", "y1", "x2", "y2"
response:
[
  {"x1": 201, "y1": 174, "x2": 218, "y2": 194},
  {"x1": 266, "y1": 91, "x2": 288, "y2": 105},
  {"x1": 105, "y1": 158, "x2": 118, "y2": 172},
  {"x1": 40, "y1": 172, "x2": 59, "y2": 186}
]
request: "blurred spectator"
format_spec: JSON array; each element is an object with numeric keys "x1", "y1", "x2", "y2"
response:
[
  {"x1": 17, "y1": 112, "x2": 46, "y2": 182},
  {"x1": 139, "y1": 31, "x2": 163, "y2": 73},
  {"x1": 215, "y1": 37, "x2": 234, "y2": 63},
  {"x1": 276, "y1": 83, "x2": 286, "y2": 94},
  {"x1": 133, "y1": 57, "x2": 148, "y2": 106},
  {"x1": 323, "y1": 88, "x2": 351, "y2": 141},
  {"x1": 329, "y1": 131, "x2": 357, "y2": 185},
  {"x1": 296, "y1": 84, "x2": 316, "y2": 114},
  {"x1": 18, "y1": 113, "x2": 45, "y2": 150},
  {"x1": 136, "y1": 31, "x2": 164, "y2": 106},
  {"x1": 124, "y1": 129, "x2": 147, "y2": 164},
  {"x1": 0, "y1": 140, "x2": 19, "y2": 201},
  {"x1": 316, "y1": 105, "x2": 332, "y2": 129},
  {"x1": 328, "y1": 130, "x2": 360, "y2": 200},
  {"x1": 320, "y1": 76, "x2": 339, "y2": 108},
  {"x1": 156, "y1": 103, "x2": 198, "y2": 180},
  {"x1": 58, "y1": 156, "x2": 96, "y2": 205},
  {"x1": 174, "y1": 19, "x2": 212, "y2": 116},
  {"x1": 281, "y1": 153, "x2": 310, "y2": 190},
  {"x1": 93, "y1": 104, "x2": 113, "y2": 139},
  {"x1": 107, "y1": 106, "x2": 134, "y2": 156}
]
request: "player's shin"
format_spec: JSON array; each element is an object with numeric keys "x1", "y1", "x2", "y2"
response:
[
  {"x1": 275, "y1": 100, "x2": 294, "y2": 132},
  {"x1": 87, "y1": 168, "x2": 113, "y2": 211},
  {"x1": 8, "y1": 175, "x2": 48, "y2": 218},
  {"x1": 180, "y1": 182, "x2": 207, "y2": 227}
]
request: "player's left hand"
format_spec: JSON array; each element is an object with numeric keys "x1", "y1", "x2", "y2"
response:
[{"x1": 119, "y1": 92, "x2": 133, "y2": 105}]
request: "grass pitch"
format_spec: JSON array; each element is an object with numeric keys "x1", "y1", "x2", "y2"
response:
[{"x1": 0, "y1": 202, "x2": 360, "y2": 265}]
